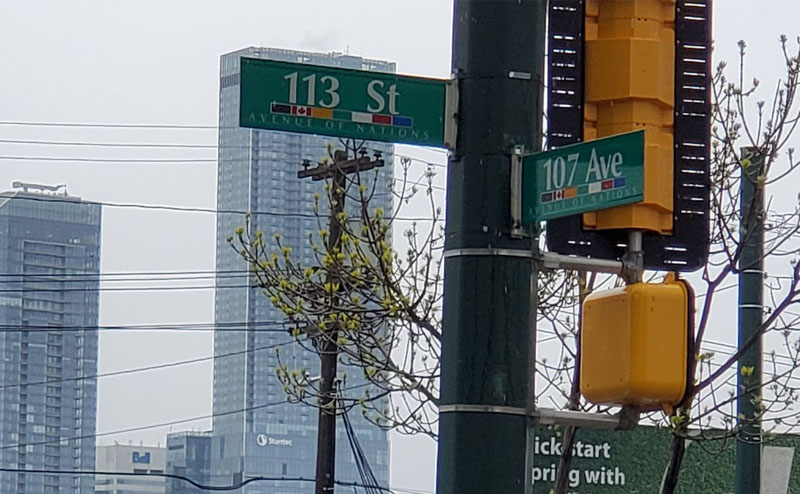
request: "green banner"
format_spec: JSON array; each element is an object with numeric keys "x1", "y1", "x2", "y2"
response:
[
  {"x1": 532, "y1": 426, "x2": 800, "y2": 493},
  {"x1": 239, "y1": 57, "x2": 447, "y2": 147},
  {"x1": 522, "y1": 130, "x2": 645, "y2": 223}
]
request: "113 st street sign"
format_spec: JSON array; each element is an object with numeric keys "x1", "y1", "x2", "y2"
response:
[
  {"x1": 239, "y1": 57, "x2": 449, "y2": 147},
  {"x1": 522, "y1": 130, "x2": 645, "y2": 223}
]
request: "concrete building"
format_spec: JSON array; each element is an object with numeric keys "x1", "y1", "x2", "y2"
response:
[
  {"x1": 95, "y1": 443, "x2": 166, "y2": 494},
  {"x1": 0, "y1": 183, "x2": 101, "y2": 494},
  {"x1": 212, "y1": 47, "x2": 392, "y2": 493},
  {"x1": 165, "y1": 431, "x2": 211, "y2": 494}
]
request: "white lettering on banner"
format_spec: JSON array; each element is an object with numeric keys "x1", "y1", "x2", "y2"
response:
[
  {"x1": 585, "y1": 149, "x2": 624, "y2": 182},
  {"x1": 367, "y1": 80, "x2": 401, "y2": 114},
  {"x1": 532, "y1": 435, "x2": 611, "y2": 459},
  {"x1": 531, "y1": 435, "x2": 626, "y2": 490}
]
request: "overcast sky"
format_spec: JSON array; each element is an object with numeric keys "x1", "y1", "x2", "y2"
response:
[{"x1": 0, "y1": 1, "x2": 798, "y2": 492}]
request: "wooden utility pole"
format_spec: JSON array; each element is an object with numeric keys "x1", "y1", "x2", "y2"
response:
[{"x1": 297, "y1": 145, "x2": 384, "y2": 494}]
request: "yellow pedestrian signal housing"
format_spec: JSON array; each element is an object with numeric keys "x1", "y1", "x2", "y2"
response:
[
  {"x1": 580, "y1": 274, "x2": 690, "y2": 410},
  {"x1": 583, "y1": 0, "x2": 676, "y2": 234}
]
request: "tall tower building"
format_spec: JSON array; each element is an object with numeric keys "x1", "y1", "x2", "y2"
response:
[
  {"x1": 0, "y1": 183, "x2": 101, "y2": 494},
  {"x1": 212, "y1": 48, "x2": 392, "y2": 493}
]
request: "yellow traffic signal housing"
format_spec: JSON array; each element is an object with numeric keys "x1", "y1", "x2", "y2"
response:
[
  {"x1": 580, "y1": 274, "x2": 690, "y2": 410},
  {"x1": 583, "y1": 0, "x2": 676, "y2": 234}
]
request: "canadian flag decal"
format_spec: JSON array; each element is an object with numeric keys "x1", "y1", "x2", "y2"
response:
[{"x1": 292, "y1": 106, "x2": 312, "y2": 116}]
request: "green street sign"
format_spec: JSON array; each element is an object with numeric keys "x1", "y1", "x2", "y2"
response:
[
  {"x1": 522, "y1": 130, "x2": 645, "y2": 223},
  {"x1": 239, "y1": 57, "x2": 448, "y2": 147},
  {"x1": 532, "y1": 426, "x2": 800, "y2": 493}
]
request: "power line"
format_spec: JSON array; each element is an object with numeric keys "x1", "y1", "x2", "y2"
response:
[
  {"x1": 0, "y1": 153, "x2": 437, "y2": 167},
  {"x1": 0, "y1": 268, "x2": 246, "y2": 278},
  {"x1": 0, "y1": 339, "x2": 295, "y2": 390},
  {"x1": 0, "y1": 283, "x2": 253, "y2": 293},
  {"x1": 1, "y1": 378, "x2": 375, "y2": 452},
  {"x1": 0, "y1": 138, "x2": 447, "y2": 171},
  {"x1": 0, "y1": 399, "x2": 284, "y2": 451},
  {"x1": 0, "y1": 320, "x2": 288, "y2": 332},
  {"x1": 11, "y1": 273, "x2": 246, "y2": 284},
  {"x1": 0, "y1": 467, "x2": 393, "y2": 493},
  {"x1": 1, "y1": 190, "x2": 442, "y2": 221},
  {"x1": 1, "y1": 467, "x2": 250, "y2": 492},
  {"x1": 0, "y1": 138, "x2": 448, "y2": 170},
  {"x1": 0, "y1": 156, "x2": 448, "y2": 191},
  {"x1": 0, "y1": 155, "x2": 216, "y2": 163},
  {"x1": 4, "y1": 193, "x2": 314, "y2": 218},
  {"x1": 0, "y1": 138, "x2": 223, "y2": 149},
  {"x1": 0, "y1": 121, "x2": 218, "y2": 130}
]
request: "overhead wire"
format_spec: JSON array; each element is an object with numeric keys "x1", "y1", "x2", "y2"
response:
[
  {"x1": 0, "y1": 121, "x2": 218, "y2": 130},
  {"x1": 0, "y1": 268, "x2": 246, "y2": 278},
  {"x1": 0, "y1": 191, "x2": 442, "y2": 222},
  {"x1": 0, "y1": 320, "x2": 285, "y2": 333},
  {"x1": 341, "y1": 383, "x2": 384, "y2": 494},
  {"x1": 0, "y1": 467, "x2": 393, "y2": 493},
  {"x1": 0, "y1": 122, "x2": 448, "y2": 167},
  {"x1": 0, "y1": 380, "x2": 376, "y2": 452},
  {"x1": 0, "y1": 137, "x2": 449, "y2": 170},
  {"x1": 0, "y1": 283, "x2": 255, "y2": 294},
  {"x1": 0, "y1": 399, "x2": 285, "y2": 451},
  {"x1": 0, "y1": 338, "x2": 295, "y2": 390},
  {"x1": 0, "y1": 138, "x2": 223, "y2": 149}
]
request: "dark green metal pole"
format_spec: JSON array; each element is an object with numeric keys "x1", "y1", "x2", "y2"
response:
[
  {"x1": 436, "y1": 2, "x2": 545, "y2": 494},
  {"x1": 735, "y1": 147, "x2": 764, "y2": 494}
]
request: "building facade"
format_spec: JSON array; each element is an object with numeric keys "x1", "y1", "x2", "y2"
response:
[
  {"x1": 0, "y1": 184, "x2": 101, "y2": 494},
  {"x1": 95, "y1": 443, "x2": 166, "y2": 494},
  {"x1": 212, "y1": 48, "x2": 392, "y2": 493},
  {"x1": 165, "y1": 431, "x2": 211, "y2": 494}
]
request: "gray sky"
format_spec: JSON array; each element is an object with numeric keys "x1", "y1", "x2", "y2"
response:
[{"x1": 0, "y1": 1, "x2": 798, "y2": 492}]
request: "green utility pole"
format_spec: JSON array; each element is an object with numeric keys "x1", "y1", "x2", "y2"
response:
[
  {"x1": 735, "y1": 147, "x2": 764, "y2": 494},
  {"x1": 436, "y1": 2, "x2": 546, "y2": 494}
]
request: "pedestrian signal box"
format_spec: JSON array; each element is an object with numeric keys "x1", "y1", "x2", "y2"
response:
[
  {"x1": 580, "y1": 274, "x2": 691, "y2": 410},
  {"x1": 546, "y1": 0, "x2": 712, "y2": 271}
]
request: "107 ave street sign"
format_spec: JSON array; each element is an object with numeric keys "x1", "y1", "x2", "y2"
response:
[
  {"x1": 239, "y1": 57, "x2": 449, "y2": 147},
  {"x1": 522, "y1": 130, "x2": 645, "y2": 222}
]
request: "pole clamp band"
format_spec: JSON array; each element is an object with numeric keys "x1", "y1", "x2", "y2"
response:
[
  {"x1": 443, "y1": 248, "x2": 535, "y2": 260},
  {"x1": 438, "y1": 404, "x2": 530, "y2": 416}
]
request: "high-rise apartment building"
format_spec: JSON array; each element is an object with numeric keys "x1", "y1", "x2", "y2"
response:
[
  {"x1": 212, "y1": 47, "x2": 392, "y2": 493},
  {"x1": 0, "y1": 183, "x2": 101, "y2": 494},
  {"x1": 165, "y1": 431, "x2": 212, "y2": 494},
  {"x1": 95, "y1": 443, "x2": 166, "y2": 494}
]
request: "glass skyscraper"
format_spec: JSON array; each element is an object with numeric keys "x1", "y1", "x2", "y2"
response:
[
  {"x1": 212, "y1": 48, "x2": 392, "y2": 494},
  {"x1": 0, "y1": 184, "x2": 101, "y2": 494}
]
